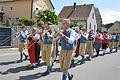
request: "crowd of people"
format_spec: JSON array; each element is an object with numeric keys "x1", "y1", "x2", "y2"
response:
[{"x1": 16, "y1": 19, "x2": 120, "y2": 80}]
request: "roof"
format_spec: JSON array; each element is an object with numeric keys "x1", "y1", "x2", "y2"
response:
[
  {"x1": 95, "y1": 8, "x2": 102, "y2": 20},
  {"x1": 59, "y1": 4, "x2": 94, "y2": 21},
  {"x1": 108, "y1": 21, "x2": 120, "y2": 33},
  {"x1": 48, "y1": 0, "x2": 55, "y2": 10}
]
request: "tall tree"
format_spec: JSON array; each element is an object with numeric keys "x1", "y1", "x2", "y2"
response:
[{"x1": 37, "y1": 10, "x2": 58, "y2": 25}]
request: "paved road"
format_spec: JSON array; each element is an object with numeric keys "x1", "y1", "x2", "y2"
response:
[{"x1": 0, "y1": 48, "x2": 120, "y2": 80}]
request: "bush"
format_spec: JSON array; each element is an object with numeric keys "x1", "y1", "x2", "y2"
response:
[{"x1": 18, "y1": 17, "x2": 35, "y2": 26}]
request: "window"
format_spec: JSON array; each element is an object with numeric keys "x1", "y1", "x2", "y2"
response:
[
  {"x1": 0, "y1": 6, "x2": 4, "y2": 11},
  {"x1": 116, "y1": 28, "x2": 118, "y2": 31},
  {"x1": 1, "y1": 7, "x2": 4, "y2": 11},
  {"x1": 89, "y1": 23, "x2": 91, "y2": 29},
  {"x1": 9, "y1": 5, "x2": 14, "y2": 11},
  {"x1": 10, "y1": 7, "x2": 13, "y2": 10},
  {"x1": 92, "y1": 13, "x2": 94, "y2": 19}
]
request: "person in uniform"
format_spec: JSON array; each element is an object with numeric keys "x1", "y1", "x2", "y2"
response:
[
  {"x1": 27, "y1": 27, "x2": 40, "y2": 69},
  {"x1": 102, "y1": 31, "x2": 109, "y2": 55},
  {"x1": 79, "y1": 29, "x2": 88, "y2": 64},
  {"x1": 85, "y1": 30, "x2": 94, "y2": 60},
  {"x1": 108, "y1": 33, "x2": 115, "y2": 53},
  {"x1": 114, "y1": 33, "x2": 120, "y2": 52},
  {"x1": 42, "y1": 22, "x2": 54, "y2": 74},
  {"x1": 93, "y1": 30, "x2": 103, "y2": 57},
  {"x1": 54, "y1": 19, "x2": 76, "y2": 80},
  {"x1": 16, "y1": 26, "x2": 28, "y2": 62}
]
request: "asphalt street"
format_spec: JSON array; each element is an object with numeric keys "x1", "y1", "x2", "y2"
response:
[{"x1": 0, "y1": 48, "x2": 120, "y2": 80}]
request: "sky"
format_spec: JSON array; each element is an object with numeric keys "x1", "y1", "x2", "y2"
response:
[{"x1": 51, "y1": 0, "x2": 120, "y2": 24}]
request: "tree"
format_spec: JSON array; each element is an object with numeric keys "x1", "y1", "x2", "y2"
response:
[
  {"x1": 69, "y1": 22, "x2": 78, "y2": 28},
  {"x1": 102, "y1": 23, "x2": 113, "y2": 30},
  {"x1": 18, "y1": 17, "x2": 35, "y2": 26},
  {"x1": 37, "y1": 10, "x2": 58, "y2": 25},
  {"x1": 5, "y1": 19, "x2": 11, "y2": 26}
]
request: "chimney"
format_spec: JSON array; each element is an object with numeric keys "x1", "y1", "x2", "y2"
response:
[{"x1": 73, "y1": 2, "x2": 76, "y2": 10}]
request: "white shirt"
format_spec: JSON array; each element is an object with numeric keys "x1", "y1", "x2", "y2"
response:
[
  {"x1": 53, "y1": 28, "x2": 77, "y2": 44},
  {"x1": 20, "y1": 30, "x2": 28, "y2": 38}
]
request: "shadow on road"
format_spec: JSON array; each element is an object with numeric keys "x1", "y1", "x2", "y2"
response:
[
  {"x1": 18, "y1": 67, "x2": 61, "y2": 80},
  {"x1": 0, "y1": 61, "x2": 16, "y2": 65},
  {"x1": 18, "y1": 72, "x2": 47, "y2": 80},
  {"x1": 0, "y1": 65, "x2": 31, "y2": 75}
]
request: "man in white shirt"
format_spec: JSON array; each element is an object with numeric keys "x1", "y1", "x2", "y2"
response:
[
  {"x1": 53, "y1": 19, "x2": 76, "y2": 80},
  {"x1": 16, "y1": 26, "x2": 28, "y2": 62}
]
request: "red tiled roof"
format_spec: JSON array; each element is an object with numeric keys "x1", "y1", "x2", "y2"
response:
[{"x1": 59, "y1": 4, "x2": 94, "y2": 20}]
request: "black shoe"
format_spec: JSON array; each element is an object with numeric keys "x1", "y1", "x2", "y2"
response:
[
  {"x1": 27, "y1": 65, "x2": 34, "y2": 69},
  {"x1": 16, "y1": 60, "x2": 23, "y2": 63},
  {"x1": 95, "y1": 54, "x2": 99, "y2": 57},
  {"x1": 42, "y1": 71, "x2": 50, "y2": 76},
  {"x1": 80, "y1": 61, "x2": 85, "y2": 65},
  {"x1": 103, "y1": 53, "x2": 105, "y2": 56},
  {"x1": 36, "y1": 60, "x2": 41, "y2": 66},
  {"x1": 62, "y1": 74, "x2": 67, "y2": 80},
  {"x1": 49, "y1": 63, "x2": 54, "y2": 70},
  {"x1": 70, "y1": 60, "x2": 75, "y2": 68},
  {"x1": 68, "y1": 74, "x2": 73, "y2": 80},
  {"x1": 24, "y1": 55, "x2": 28, "y2": 61},
  {"x1": 115, "y1": 49, "x2": 117, "y2": 52},
  {"x1": 85, "y1": 57, "x2": 91, "y2": 61},
  {"x1": 80, "y1": 56, "x2": 85, "y2": 64},
  {"x1": 74, "y1": 54, "x2": 79, "y2": 57}
]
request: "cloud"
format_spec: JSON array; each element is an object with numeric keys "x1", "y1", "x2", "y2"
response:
[{"x1": 101, "y1": 9, "x2": 120, "y2": 24}]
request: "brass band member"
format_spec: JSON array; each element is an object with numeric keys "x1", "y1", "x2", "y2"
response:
[
  {"x1": 16, "y1": 26, "x2": 28, "y2": 63},
  {"x1": 54, "y1": 19, "x2": 76, "y2": 80}
]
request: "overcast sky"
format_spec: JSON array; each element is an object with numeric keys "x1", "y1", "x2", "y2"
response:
[{"x1": 52, "y1": 0, "x2": 120, "y2": 24}]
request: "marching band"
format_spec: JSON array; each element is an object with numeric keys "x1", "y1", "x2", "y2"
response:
[{"x1": 15, "y1": 19, "x2": 120, "y2": 80}]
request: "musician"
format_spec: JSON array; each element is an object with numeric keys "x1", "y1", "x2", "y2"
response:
[
  {"x1": 79, "y1": 29, "x2": 88, "y2": 64},
  {"x1": 42, "y1": 22, "x2": 55, "y2": 74},
  {"x1": 102, "y1": 31, "x2": 109, "y2": 55},
  {"x1": 54, "y1": 19, "x2": 76, "y2": 80},
  {"x1": 114, "y1": 33, "x2": 120, "y2": 52},
  {"x1": 108, "y1": 33, "x2": 115, "y2": 53},
  {"x1": 85, "y1": 30, "x2": 94, "y2": 60},
  {"x1": 16, "y1": 25, "x2": 28, "y2": 63},
  {"x1": 93, "y1": 30, "x2": 103, "y2": 57},
  {"x1": 27, "y1": 27, "x2": 40, "y2": 69}
]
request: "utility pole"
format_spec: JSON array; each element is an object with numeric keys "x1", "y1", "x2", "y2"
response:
[{"x1": 30, "y1": 0, "x2": 34, "y2": 19}]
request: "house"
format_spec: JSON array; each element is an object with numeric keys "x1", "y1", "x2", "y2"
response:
[
  {"x1": 95, "y1": 7, "x2": 102, "y2": 30},
  {"x1": 0, "y1": 0, "x2": 54, "y2": 22},
  {"x1": 59, "y1": 3, "x2": 102, "y2": 32},
  {"x1": 108, "y1": 21, "x2": 120, "y2": 34}
]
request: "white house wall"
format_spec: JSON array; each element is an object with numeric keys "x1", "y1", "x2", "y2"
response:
[{"x1": 87, "y1": 7, "x2": 97, "y2": 32}]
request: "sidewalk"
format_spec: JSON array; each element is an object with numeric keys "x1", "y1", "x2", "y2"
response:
[
  {"x1": 0, "y1": 47, "x2": 18, "y2": 56},
  {"x1": 0, "y1": 47, "x2": 18, "y2": 51}
]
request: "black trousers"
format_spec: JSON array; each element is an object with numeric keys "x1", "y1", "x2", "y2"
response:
[
  {"x1": 35, "y1": 43, "x2": 40, "y2": 63},
  {"x1": 93, "y1": 43, "x2": 101, "y2": 55},
  {"x1": 102, "y1": 43, "x2": 108, "y2": 49}
]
